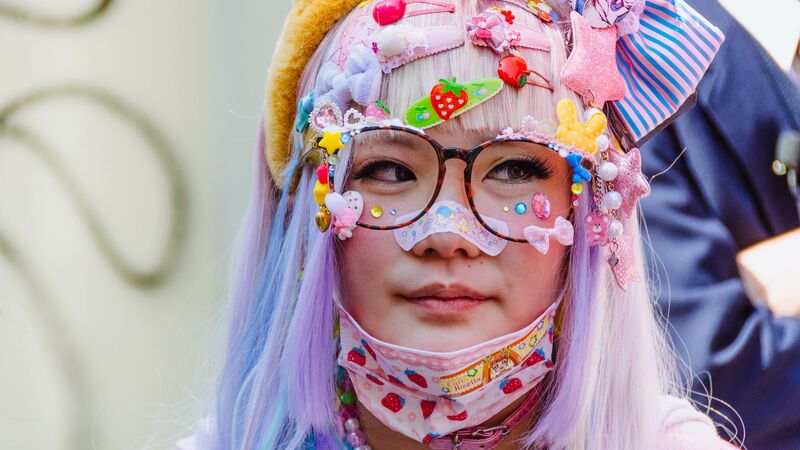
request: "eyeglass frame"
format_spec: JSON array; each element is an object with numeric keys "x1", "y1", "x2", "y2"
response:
[{"x1": 314, "y1": 124, "x2": 579, "y2": 244}]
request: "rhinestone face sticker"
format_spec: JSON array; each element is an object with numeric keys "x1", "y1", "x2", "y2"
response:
[
  {"x1": 532, "y1": 192, "x2": 551, "y2": 219},
  {"x1": 393, "y1": 201, "x2": 509, "y2": 256}
]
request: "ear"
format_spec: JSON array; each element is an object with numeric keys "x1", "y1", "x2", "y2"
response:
[
  {"x1": 584, "y1": 111, "x2": 608, "y2": 140},
  {"x1": 556, "y1": 98, "x2": 579, "y2": 126}
]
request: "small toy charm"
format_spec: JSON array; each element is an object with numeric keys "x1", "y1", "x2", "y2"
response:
[
  {"x1": 574, "y1": 0, "x2": 644, "y2": 35},
  {"x1": 585, "y1": 210, "x2": 611, "y2": 246},
  {"x1": 566, "y1": 154, "x2": 592, "y2": 184},
  {"x1": 526, "y1": 1, "x2": 559, "y2": 23},
  {"x1": 523, "y1": 216, "x2": 574, "y2": 254},
  {"x1": 561, "y1": 12, "x2": 625, "y2": 106},
  {"x1": 498, "y1": 55, "x2": 553, "y2": 91},
  {"x1": 318, "y1": 131, "x2": 345, "y2": 155},
  {"x1": 555, "y1": 98, "x2": 607, "y2": 154},
  {"x1": 405, "y1": 77, "x2": 503, "y2": 129},
  {"x1": 372, "y1": 0, "x2": 455, "y2": 26},
  {"x1": 326, "y1": 191, "x2": 364, "y2": 240},
  {"x1": 365, "y1": 101, "x2": 391, "y2": 121},
  {"x1": 608, "y1": 147, "x2": 650, "y2": 217},
  {"x1": 295, "y1": 93, "x2": 315, "y2": 133},
  {"x1": 314, "y1": 164, "x2": 332, "y2": 232}
]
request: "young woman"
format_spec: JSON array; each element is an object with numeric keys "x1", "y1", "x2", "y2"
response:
[{"x1": 181, "y1": 1, "x2": 740, "y2": 448}]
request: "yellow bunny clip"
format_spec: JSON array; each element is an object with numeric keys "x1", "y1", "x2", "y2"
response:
[{"x1": 555, "y1": 98, "x2": 607, "y2": 154}]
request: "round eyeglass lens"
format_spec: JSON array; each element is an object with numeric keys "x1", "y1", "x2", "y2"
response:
[
  {"x1": 344, "y1": 128, "x2": 440, "y2": 229},
  {"x1": 470, "y1": 140, "x2": 557, "y2": 241}
]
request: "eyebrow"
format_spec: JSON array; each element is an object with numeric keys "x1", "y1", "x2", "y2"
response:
[{"x1": 354, "y1": 130, "x2": 430, "y2": 148}]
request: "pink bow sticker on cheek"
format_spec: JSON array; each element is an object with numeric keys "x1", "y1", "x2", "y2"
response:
[
  {"x1": 393, "y1": 201, "x2": 508, "y2": 256},
  {"x1": 523, "y1": 216, "x2": 575, "y2": 255}
]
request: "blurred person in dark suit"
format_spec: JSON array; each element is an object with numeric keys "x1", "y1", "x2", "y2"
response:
[{"x1": 640, "y1": 0, "x2": 800, "y2": 448}]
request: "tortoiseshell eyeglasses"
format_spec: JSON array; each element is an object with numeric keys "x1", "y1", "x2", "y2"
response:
[{"x1": 319, "y1": 124, "x2": 574, "y2": 243}]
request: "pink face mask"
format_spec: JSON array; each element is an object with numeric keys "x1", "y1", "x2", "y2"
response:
[{"x1": 336, "y1": 296, "x2": 560, "y2": 443}]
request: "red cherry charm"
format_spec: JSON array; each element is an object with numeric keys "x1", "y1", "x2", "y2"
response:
[
  {"x1": 498, "y1": 55, "x2": 553, "y2": 91},
  {"x1": 498, "y1": 55, "x2": 530, "y2": 88}
]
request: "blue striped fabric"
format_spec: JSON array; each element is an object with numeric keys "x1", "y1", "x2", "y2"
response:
[{"x1": 611, "y1": 0, "x2": 725, "y2": 143}]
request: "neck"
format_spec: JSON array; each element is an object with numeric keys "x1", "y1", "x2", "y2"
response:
[{"x1": 356, "y1": 385, "x2": 545, "y2": 450}]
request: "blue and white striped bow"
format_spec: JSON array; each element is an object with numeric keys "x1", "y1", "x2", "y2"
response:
[
  {"x1": 570, "y1": 0, "x2": 725, "y2": 145},
  {"x1": 611, "y1": 0, "x2": 725, "y2": 144}
]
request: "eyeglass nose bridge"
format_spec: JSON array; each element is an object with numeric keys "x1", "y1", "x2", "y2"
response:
[{"x1": 441, "y1": 146, "x2": 471, "y2": 162}]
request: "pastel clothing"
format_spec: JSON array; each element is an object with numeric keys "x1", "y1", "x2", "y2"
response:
[{"x1": 176, "y1": 395, "x2": 738, "y2": 449}]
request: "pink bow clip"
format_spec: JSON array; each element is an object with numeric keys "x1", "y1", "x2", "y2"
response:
[
  {"x1": 466, "y1": 8, "x2": 551, "y2": 54},
  {"x1": 523, "y1": 216, "x2": 574, "y2": 254}
]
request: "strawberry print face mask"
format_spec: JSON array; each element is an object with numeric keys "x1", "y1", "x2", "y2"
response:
[{"x1": 335, "y1": 297, "x2": 559, "y2": 443}]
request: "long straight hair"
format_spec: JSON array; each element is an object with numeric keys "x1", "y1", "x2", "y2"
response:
[{"x1": 202, "y1": 2, "x2": 684, "y2": 449}]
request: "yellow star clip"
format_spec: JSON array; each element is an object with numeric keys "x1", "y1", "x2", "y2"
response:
[
  {"x1": 555, "y1": 98, "x2": 607, "y2": 154},
  {"x1": 318, "y1": 131, "x2": 344, "y2": 155}
]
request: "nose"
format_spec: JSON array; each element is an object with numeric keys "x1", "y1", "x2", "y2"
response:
[{"x1": 410, "y1": 159, "x2": 483, "y2": 259}]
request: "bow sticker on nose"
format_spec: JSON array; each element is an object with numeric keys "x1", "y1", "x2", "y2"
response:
[
  {"x1": 393, "y1": 201, "x2": 508, "y2": 256},
  {"x1": 523, "y1": 216, "x2": 574, "y2": 254}
]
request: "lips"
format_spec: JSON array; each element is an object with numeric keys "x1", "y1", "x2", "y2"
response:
[
  {"x1": 402, "y1": 284, "x2": 490, "y2": 315},
  {"x1": 405, "y1": 284, "x2": 488, "y2": 300}
]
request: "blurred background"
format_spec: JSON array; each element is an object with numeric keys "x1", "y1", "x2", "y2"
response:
[{"x1": 0, "y1": 1, "x2": 796, "y2": 450}]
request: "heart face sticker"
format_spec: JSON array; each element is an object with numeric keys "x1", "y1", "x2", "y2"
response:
[
  {"x1": 309, "y1": 102, "x2": 343, "y2": 133},
  {"x1": 343, "y1": 191, "x2": 364, "y2": 217}
]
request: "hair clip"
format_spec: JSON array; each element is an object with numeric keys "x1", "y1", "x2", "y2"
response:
[
  {"x1": 466, "y1": 8, "x2": 551, "y2": 54},
  {"x1": 372, "y1": 0, "x2": 456, "y2": 26},
  {"x1": 313, "y1": 45, "x2": 383, "y2": 114},
  {"x1": 555, "y1": 98, "x2": 608, "y2": 154},
  {"x1": 525, "y1": 1, "x2": 560, "y2": 23},
  {"x1": 561, "y1": 12, "x2": 625, "y2": 107},
  {"x1": 295, "y1": 93, "x2": 315, "y2": 133},
  {"x1": 497, "y1": 55, "x2": 553, "y2": 90},
  {"x1": 373, "y1": 24, "x2": 464, "y2": 74},
  {"x1": 404, "y1": 77, "x2": 503, "y2": 129}
]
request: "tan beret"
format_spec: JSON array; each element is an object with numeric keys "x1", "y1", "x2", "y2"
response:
[{"x1": 264, "y1": 0, "x2": 364, "y2": 185}]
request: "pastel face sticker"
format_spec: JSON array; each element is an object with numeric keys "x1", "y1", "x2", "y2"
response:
[{"x1": 393, "y1": 201, "x2": 508, "y2": 256}]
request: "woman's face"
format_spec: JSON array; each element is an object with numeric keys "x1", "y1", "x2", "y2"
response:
[{"x1": 339, "y1": 126, "x2": 572, "y2": 352}]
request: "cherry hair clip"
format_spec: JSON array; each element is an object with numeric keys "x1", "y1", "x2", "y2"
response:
[
  {"x1": 372, "y1": 0, "x2": 456, "y2": 26},
  {"x1": 498, "y1": 55, "x2": 553, "y2": 91}
]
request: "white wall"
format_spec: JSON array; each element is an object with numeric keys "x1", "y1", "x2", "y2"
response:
[{"x1": 0, "y1": 1, "x2": 289, "y2": 449}]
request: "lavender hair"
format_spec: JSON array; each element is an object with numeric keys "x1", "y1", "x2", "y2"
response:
[{"x1": 199, "y1": 1, "x2": 686, "y2": 449}]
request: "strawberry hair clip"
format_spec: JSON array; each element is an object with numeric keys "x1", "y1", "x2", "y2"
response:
[{"x1": 372, "y1": 0, "x2": 455, "y2": 26}]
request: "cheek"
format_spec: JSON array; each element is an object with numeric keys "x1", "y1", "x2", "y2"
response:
[
  {"x1": 339, "y1": 228, "x2": 401, "y2": 316},
  {"x1": 497, "y1": 239, "x2": 568, "y2": 299}
]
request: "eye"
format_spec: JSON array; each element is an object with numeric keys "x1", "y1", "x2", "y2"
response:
[
  {"x1": 484, "y1": 157, "x2": 551, "y2": 183},
  {"x1": 351, "y1": 160, "x2": 416, "y2": 184}
]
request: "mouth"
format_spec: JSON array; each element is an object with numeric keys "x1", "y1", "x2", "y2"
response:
[{"x1": 401, "y1": 284, "x2": 490, "y2": 315}]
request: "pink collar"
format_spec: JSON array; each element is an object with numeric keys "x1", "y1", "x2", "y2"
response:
[{"x1": 426, "y1": 383, "x2": 544, "y2": 450}]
